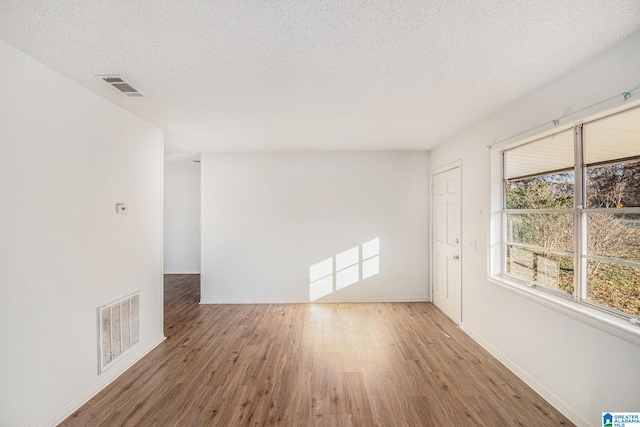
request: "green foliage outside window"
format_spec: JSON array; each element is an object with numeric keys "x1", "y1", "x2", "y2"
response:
[{"x1": 505, "y1": 162, "x2": 640, "y2": 317}]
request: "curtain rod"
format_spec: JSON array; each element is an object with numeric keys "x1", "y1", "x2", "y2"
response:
[{"x1": 487, "y1": 88, "x2": 640, "y2": 151}]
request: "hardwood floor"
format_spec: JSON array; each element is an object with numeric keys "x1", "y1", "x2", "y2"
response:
[{"x1": 61, "y1": 275, "x2": 572, "y2": 426}]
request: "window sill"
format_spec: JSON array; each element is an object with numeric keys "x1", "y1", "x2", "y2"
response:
[{"x1": 487, "y1": 275, "x2": 640, "y2": 347}]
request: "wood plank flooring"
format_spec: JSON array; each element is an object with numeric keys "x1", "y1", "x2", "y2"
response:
[{"x1": 61, "y1": 274, "x2": 572, "y2": 426}]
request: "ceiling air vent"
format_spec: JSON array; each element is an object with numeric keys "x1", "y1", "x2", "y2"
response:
[{"x1": 97, "y1": 75, "x2": 144, "y2": 98}]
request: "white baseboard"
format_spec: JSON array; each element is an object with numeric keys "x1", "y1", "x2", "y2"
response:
[
  {"x1": 199, "y1": 297, "x2": 429, "y2": 304},
  {"x1": 311, "y1": 296, "x2": 430, "y2": 303},
  {"x1": 459, "y1": 324, "x2": 589, "y2": 427},
  {"x1": 164, "y1": 271, "x2": 200, "y2": 274},
  {"x1": 38, "y1": 334, "x2": 166, "y2": 427}
]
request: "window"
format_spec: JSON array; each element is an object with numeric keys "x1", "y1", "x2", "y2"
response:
[{"x1": 498, "y1": 106, "x2": 640, "y2": 323}]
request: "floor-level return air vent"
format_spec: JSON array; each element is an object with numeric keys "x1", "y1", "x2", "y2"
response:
[{"x1": 98, "y1": 292, "x2": 140, "y2": 374}]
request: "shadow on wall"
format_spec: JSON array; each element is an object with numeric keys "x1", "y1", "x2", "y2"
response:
[{"x1": 309, "y1": 237, "x2": 380, "y2": 301}]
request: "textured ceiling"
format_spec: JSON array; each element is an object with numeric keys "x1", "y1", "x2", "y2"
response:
[{"x1": 1, "y1": 1, "x2": 640, "y2": 154}]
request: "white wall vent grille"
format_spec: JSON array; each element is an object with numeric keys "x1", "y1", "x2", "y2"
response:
[{"x1": 97, "y1": 292, "x2": 140, "y2": 374}]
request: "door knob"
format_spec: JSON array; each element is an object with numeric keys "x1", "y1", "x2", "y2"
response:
[{"x1": 453, "y1": 255, "x2": 460, "y2": 260}]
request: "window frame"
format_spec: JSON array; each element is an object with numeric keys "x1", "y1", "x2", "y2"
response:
[
  {"x1": 490, "y1": 103, "x2": 640, "y2": 344},
  {"x1": 501, "y1": 127, "x2": 577, "y2": 299}
]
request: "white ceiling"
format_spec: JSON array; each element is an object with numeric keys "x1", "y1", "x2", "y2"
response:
[{"x1": 1, "y1": 1, "x2": 639, "y2": 154}]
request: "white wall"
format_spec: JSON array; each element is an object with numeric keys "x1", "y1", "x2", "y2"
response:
[
  {"x1": 0, "y1": 41, "x2": 164, "y2": 426},
  {"x1": 201, "y1": 152, "x2": 429, "y2": 303},
  {"x1": 164, "y1": 170, "x2": 201, "y2": 273},
  {"x1": 429, "y1": 32, "x2": 640, "y2": 426}
]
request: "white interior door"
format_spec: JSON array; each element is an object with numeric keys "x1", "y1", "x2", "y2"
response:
[{"x1": 432, "y1": 166, "x2": 461, "y2": 324}]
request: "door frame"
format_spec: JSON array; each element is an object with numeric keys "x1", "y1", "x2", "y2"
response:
[{"x1": 430, "y1": 159, "x2": 463, "y2": 324}]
